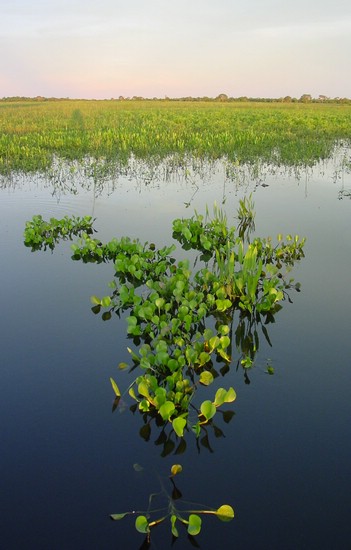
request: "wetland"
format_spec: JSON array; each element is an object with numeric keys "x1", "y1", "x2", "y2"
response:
[{"x1": 1, "y1": 100, "x2": 351, "y2": 549}]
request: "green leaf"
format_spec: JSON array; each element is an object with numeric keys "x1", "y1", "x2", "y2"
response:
[
  {"x1": 138, "y1": 380, "x2": 151, "y2": 400},
  {"x1": 159, "y1": 401, "x2": 176, "y2": 421},
  {"x1": 128, "y1": 387, "x2": 138, "y2": 401},
  {"x1": 101, "y1": 296, "x2": 111, "y2": 307},
  {"x1": 135, "y1": 515, "x2": 149, "y2": 534},
  {"x1": 172, "y1": 417, "x2": 187, "y2": 437},
  {"x1": 155, "y1": 297, "x2": 165, "y2": 309},
  {"x1": 209, "y1": 335, "x2": 220, "y2": 351},
  {"x1": 192, "y1": 422, "x2": 201, "y2": 438},
  {"x1": 219, "y1": 335, "x2": 231, "y2": 349},
  {"x1": 139, "y1": 399, "x2": 150, "y2": 412},
  {"x1": 216, "y1": 504, "x2": 235, "y2": 522},
  {"x1": 215, "y1": 298, "x2": 232, "y2": 312},
  {"x1": 187, "y1": 514, "x2": 202, "y2": 536},
  {"x1": 218, "y1": 324, "x2": 230, "y2": 336},
  {"x1": 214, "y1": 388, "x2": 227, "y2": 407},
  {"x1": 110, "y1": 512, "x2": 129, "y2": 521},
  {"x1": 110, "y1": 377, "x2": 121, "y2": 397},
  {"x1": 223, "y1": 387, "x2": 236, "y2": 403},
  {"x1": 171, "y1": 514, "x2": 179, "y2": 537},
  {"x1": 200, "y1": 400, "x2": 216, "y2": 422},
  {"x1": 198, "y1": 351, "x2": 210, "y2": 366},
  {"x1": 90, "y1": 295, "x2": 101, "y2": 305},
  {"x1": 199, "y1": 371, "x2": 214, "y2": 386}
]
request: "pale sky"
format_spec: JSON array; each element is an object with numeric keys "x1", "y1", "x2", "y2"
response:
[{"x1": 1, "y1": 0, "x2": 350, "y2": 99}]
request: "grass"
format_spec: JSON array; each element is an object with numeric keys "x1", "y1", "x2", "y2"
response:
[{"x1": 1, "y1": 99, "x2": 351, "y2": 174}]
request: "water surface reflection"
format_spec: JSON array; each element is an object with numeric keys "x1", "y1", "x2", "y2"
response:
[{"x1": 0, "y1": 151, "x2": 350, "y2": 548}]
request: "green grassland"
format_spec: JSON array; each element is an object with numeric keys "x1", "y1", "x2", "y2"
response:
[{"x1": 1, "y1": 99, "x2": 350, "y2": 174}]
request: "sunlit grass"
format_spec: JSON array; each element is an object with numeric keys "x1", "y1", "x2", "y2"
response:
[{"x1": 1, "y1": 99, "x2": 351, "y2": 174}]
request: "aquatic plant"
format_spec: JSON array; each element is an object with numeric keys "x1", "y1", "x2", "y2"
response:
[
  {"x1": 110, "y1": 463, "x2": 234, "y2": 543},
  {"x1": 24, "y1": 200, "x2": 305, "y2": 444}
]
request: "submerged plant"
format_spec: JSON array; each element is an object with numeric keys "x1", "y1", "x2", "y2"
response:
[
  {"x1": 24, "y1": 199, "x2": 305, "y2": 443},
  {"x1": 110, "y1": 464, "x2": 234, "y2": 544}
]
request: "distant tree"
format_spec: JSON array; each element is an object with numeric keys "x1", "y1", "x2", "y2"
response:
[
  {"x1": 299, "y1": 94, "x2": 312, "y2": 103},
  {"x1": 215, "y1": 93, "x2": 229, "y2": 101}
]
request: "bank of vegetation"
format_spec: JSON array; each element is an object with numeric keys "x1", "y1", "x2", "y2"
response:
[{"x1": 1, "y1": 99, "x2": 350, "y2": 174}]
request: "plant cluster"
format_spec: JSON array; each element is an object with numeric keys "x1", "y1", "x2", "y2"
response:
[
  {"x1": 110, "y1": 463, "x2": 234, "y2": 543},
  {"x1": 24, "y1": 200, "x2": 305, "y2": 443},
  {"x1": 23, "y1": 214, "x2": 94, "y2": 251}
]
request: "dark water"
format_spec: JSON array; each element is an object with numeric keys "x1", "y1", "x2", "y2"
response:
[{"x1": 1, "y1": 154, "x2": 351, "y2": 549}]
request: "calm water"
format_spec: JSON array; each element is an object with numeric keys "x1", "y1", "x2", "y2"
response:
[{"x1": 1, "y1": 153, "x2": 351, "y2": 549}]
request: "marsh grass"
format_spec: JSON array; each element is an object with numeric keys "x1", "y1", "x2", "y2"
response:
[{"x1": 1, "y1": 100, "x2": 351, "y2": 174}]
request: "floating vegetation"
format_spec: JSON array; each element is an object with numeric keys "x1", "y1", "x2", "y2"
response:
[
  {"x1": 110, "y1": 463, "x2": 234, "y2": 544},
  {"x1": 24, "y1": 199, "x2": 305, "y2": 445}
]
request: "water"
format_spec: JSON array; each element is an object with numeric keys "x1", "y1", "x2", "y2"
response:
[{"x1": 1, "y1": 154, "x2": 351, "y2": 549}]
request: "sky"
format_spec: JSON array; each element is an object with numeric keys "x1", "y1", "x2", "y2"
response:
[{"x1": 1, "y1": 0, "x2": 351, "y2": 99}]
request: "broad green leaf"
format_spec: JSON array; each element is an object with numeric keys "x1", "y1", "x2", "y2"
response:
[
  {"x1": 127, "y1": 316, "x2": 138, "y2": 327},
  {"x1": 182, "y1": 227, "x2": 192, "y2": 240},
  {"x1": 155, "y1": 297, "x2": 165, "y2": 309},
  {"x1": 203, "y1": 328, "x2": 214, "y2": 341},
  {"x1": 101, "y1": 296, "x2": 111, "y2": 307},
  {"x1": 214, "y1": 388, "x2": 227, "y2": 407},
  {"x1": 219, "y1": 335, "x2": 230, "y2": 349},
  {"x1": 215, "y1": 298, "x2": 232, "y2": 312},
  {"x1": 90, "y1": 295, "x2": 101, "y2": 305},
  {"x1": 138, "y1": 380, "x2": 151, "y2": 399},
  {"x1": 172, "y1": 417, "x2": 187, "y2": 437},
  {"x1": 198, "y1": 351, "x2": 210, "y2": 366},
  {"x1": 187, "y1": 514, "x2": 202, "y2": 536},
  {"x1": 199, "y1": 371, "x2": 214, "y2": 386},
  {"x1": 216, "y1": 504, "x2": 235, "y2": 522},
  {"x1": 219, "y1": 324, "x2": 230, "y2": 336},
  {"x1": 223, "y1": 387, "x2": 236, "y2": 403},
  {"x1": 110, "y1": 377, "x2": 121, "y2": 397},
  {"x1": 209, "y1": 335, "x2": 220, "y2": 351},
  {"x1": 200, "y1": 400, "x2": 216, "y2": 421},
  {"x1": 218, "y1": 348, "x2": 231, "y2": 362},
  {"x1": 159, "y1": 401, "x2": 176, "y2": 421},
  {"x1": 138, "y1": 399, "x2": 150, "y2": 412},
  {"x1": 135, "y1": 515, "x2": 149, "y2": 534}
]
